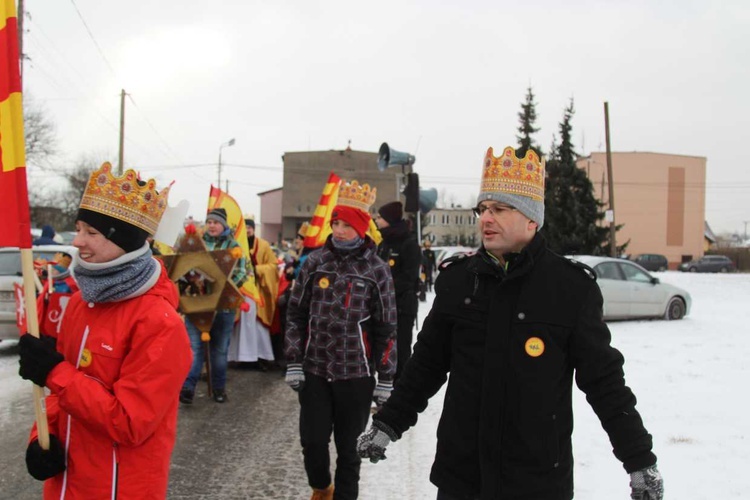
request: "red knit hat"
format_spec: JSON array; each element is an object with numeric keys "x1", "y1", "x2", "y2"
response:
[{"x1": 331, "y1": 205, "x2": 371, "y2": 238}]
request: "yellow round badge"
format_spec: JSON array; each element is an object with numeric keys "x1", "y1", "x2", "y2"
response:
[
  {"x1": 79, "y1": 348, "x2": 92, "y2": 367},
  {"x1": 388, "y1": 259, "x2": 395, "y2": 267},
  {"x1": 318, "y1": 277, "x2": 330, "y2": 289},
  {"x1": 524, "y1": 337, "x2": 545, "y2": 357}
]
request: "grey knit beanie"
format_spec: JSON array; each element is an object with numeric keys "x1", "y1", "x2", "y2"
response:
[{"x1": 477, "y1": 146, "x2": 545, "y2": 229}]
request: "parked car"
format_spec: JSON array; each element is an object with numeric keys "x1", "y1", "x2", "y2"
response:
[
  {"x1": 432, "y1": 246, "x2": 475, "y2": 269},
  {"x1": 0, "y1": 245, "x2": 77, "y2": 341},
  {"x1": 678, "y1": 255, "x2": 735, "y2": 273},
  {"x1": 568, "y1": 255, "x2": 691, "y2": 321},
  {"x1": 632, "y1": 253, "x2": 669, "y2": 272}
]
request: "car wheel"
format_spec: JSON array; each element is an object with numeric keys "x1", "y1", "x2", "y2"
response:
[
  {"x1": 689, "y1": 266, "x2": 697, "y2": 272},
  {"x1": 665, "y1": 297, "x2": 686, "y2": 320},
  {"x1": 658, "y1": 266, "x2": 666, "y2": 272},
  {"x1": 720, "y1": 266, "x2": 728, "y2": 273}
]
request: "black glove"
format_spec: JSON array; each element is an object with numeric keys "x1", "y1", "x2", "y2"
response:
[
  {"x1": 630, "y1": 464, "x2": 664, "y2": 500},
  {"x1": 26, "y1": 435, "x2": 66, "y2": 481},
  {"x1": 19, "y1": 333, "x2": 64, "y2": 387}
]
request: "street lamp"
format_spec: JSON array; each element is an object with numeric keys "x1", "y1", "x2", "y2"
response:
[{"x1": 218, "y1": 138, "x2": 236, "y2": 187}]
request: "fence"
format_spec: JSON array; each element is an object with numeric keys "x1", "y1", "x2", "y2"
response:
[{"x1": 708, "y1": 248, "x2": 750, "y2": 272}]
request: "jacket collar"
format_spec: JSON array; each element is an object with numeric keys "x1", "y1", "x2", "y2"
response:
[{"x1": 469, "y1": 232, "x2": 546, "y2": 279}]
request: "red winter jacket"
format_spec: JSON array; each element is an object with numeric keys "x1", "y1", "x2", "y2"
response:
[{"x1": 29, "y1": 260, "x2": 192, "y2": 499}]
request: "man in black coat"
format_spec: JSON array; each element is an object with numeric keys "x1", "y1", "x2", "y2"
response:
[
  {"x1": 358, "y1": 146, "x2": 663, "y2": 500},
  {"x1": 422, "y1": 239, "x2": 437, "y2": 292},
  {"x1": 375, "y1": 201, "x2": 422, "y2": 381}
]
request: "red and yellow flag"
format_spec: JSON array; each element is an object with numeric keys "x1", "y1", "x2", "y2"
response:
[
  {"x1": 303, "y1": 171, "x2": 382, "y2": 247},
  {"x1": 207, "y1": 186, "x2": 261, "y2": 304},
  {"x1": 304, "y1": 172, "x2": 341, "y2": 248},
  {"x1": 0, "y1": 0, "x2": 31, "y2": 248}
]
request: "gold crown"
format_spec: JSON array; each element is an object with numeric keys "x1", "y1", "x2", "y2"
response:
[
  {"x1": 337, "y1": 179, "x2": 377, "y2": 212},
  {"x1": 79, "y1": 162, "x2": 171, "y2": 235},
  {"x1": 480, "y1": 146, "x2": 545, "y2": 201}
]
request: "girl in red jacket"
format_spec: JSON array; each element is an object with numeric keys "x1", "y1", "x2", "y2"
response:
[{"x1": 18, "y1": 163, "x2": 192, "y2": 499}]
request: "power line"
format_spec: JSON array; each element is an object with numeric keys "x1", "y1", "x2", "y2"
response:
[
  {"x1": 68, "y1": 0, "x2": 118, "y2": 79},
  {"x1": 126, "y1": 94, "x2": 184, "y2": 165}
]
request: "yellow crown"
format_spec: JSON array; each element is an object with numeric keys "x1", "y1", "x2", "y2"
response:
[
  {"x1": 480, "y1": 146, "x2": 545, "y2": 201},
  {"x1": 79, "y1": 162, "x2": 171, "y2": 235},
  {"x1": 337, "y1": 180, "x2": 377, "y2": 212}
]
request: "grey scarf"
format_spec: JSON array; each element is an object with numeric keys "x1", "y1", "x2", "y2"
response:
[
  {"x1": 73, "y1": 243, "x2": 160, "y2": 303},
  {"x1": 332, "y1": 236, "x2": 364, "y2": 251}
]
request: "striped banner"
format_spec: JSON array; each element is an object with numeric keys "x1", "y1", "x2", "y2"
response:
[
  {"x1": 0, "y1": 0, "x2": 32, "y2": 248},
  {"x1": 303, "y1": 171, "x2": 341, "y2": 248}
]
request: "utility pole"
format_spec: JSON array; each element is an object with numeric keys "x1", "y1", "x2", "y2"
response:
[
  {"x1": 604, "y1": 102, "x2": 617, "y2": 257},
  {"x1": 218, "y1": 138, "x2": 235, "y2": 187},
  {"x1": 18, "y1": 0, "x2": 24, "y2": 83},
  {"x1": 118, "y1": 89, "x2": 126, "y2": 174},
  {"x1": 744, "y1": 221, "x2": 749, "y2": 241}
]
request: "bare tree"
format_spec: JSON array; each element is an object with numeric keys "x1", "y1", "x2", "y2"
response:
[
  {"x1": 28, "y1": 155, "x2": 103, "y2": 230},
  {"x1": 23, "y1": 94, "x2": 57, "y2": 166}
]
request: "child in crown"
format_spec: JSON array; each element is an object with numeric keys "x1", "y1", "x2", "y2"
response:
[
  {"x1": 18, "y1": 163, "x2": 192, "y2": 499},
  {"x1": 284, "y1": 179, "x2": 397, "y2": 500}
]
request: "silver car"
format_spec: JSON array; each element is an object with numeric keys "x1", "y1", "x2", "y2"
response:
[
  {"x1": 0, "y1": 245, "x2": 77, "y2": 341},
  {"x1": 568, "y1": 255, "x2": 691, "y2": 321}
]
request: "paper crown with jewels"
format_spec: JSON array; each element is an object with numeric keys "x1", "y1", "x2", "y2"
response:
[
  {"x1": 78, "y1": 162, "x2": 171, "y2": 235},
  {"x1": 336, "y1": 179, "x2": 377, "y2": 212},
  {"x1": 478, "y1": 146, "x2": 546, "y2": 227}
]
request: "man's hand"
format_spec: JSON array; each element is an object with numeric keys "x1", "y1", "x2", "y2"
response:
[
  {"x1": 285, "y1": 363, "x2": 305, "y2": 392},
  {"x1": 630, "y1": 464, "x2": 663, "y2": 500},
  {"x1": 18, "y1": 334, "x2": 64, "y2": 387},
  {"x1": 356, "y1": 421, "x2": 398, "y2": 463},
  {"x1": 372, "y1": 379, "x2": 393, "y2": 407},
  {"x1": 26, "y1": 435, "x2": 66, "y2": 481}
]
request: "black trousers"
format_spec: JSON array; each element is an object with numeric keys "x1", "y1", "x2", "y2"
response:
[{"x1": 299, "y1": 374, "x2": 375, "y2": 500}]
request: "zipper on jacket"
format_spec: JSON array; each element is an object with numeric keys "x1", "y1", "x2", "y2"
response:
[{"x1": 112, "y1": 443, "x2": 119, "y2": 500}]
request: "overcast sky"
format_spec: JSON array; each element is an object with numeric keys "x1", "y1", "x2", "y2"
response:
[{"x1": 20, "y1": 0, "x2": 750, "y2": 235}]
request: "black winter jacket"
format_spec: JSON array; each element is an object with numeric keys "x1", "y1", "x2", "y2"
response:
[
  {"x1": 377, "y1": 220, "x2": 421, "y2": 318},
  {"x1": 285, "y1": 236, "x2": 398, "y2": 382},
  {"x1": 374, "y1": 234, "x2": 656, "y2": 500}
]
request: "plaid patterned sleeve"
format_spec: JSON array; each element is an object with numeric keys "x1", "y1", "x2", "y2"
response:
[
  {"x1": 285, "y1": 254, "x2": 314, "y2": 363},
  {"x1": 371, "y1": 259, "x2": 398, "y2": 381}
]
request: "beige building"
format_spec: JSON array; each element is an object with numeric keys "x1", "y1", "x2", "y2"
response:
[
  {"x1": 258, "y1": 148, "x2": 404, "y2": 244},
  {"x1": 423, "y1": 207, "x2": 477, "y2": 247},
  {"x1": 578, "y1": 151, "x2": 707, "y2": 268}
]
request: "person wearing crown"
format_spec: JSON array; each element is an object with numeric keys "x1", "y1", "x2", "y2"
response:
[
  {"x1": 358, "y1": 147, "x2": 663, "y2": 500},
  {"x1": 285, "y1": 180, "x2": 397, "y2": 500},
  {"x1": 17, "y1": 162, "x2": 192, "y2": 499}
]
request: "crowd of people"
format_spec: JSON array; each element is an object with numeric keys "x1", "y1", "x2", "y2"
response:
[{"x1": 17, "y1": 145, "x2": 663, "y2": 500}]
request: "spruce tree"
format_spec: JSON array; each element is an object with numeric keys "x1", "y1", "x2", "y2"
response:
[
  {"x1": 516, "y1": 87, "x2": 543, "y2": 159},
  {"x1": 542, "y1": 99, "x2": 609, "y2": 255}
]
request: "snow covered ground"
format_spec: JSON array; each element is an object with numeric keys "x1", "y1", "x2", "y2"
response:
[
  {"x1": 1, "y1": 271, "x2": 748, "y2": 499},
  {"x1": 359, "y1": 271, "x2": 750, "y2": 499}
]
